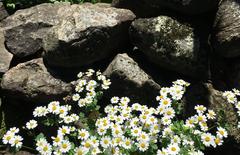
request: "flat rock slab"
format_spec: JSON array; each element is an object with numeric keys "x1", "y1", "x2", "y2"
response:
[
  {"x1": 112, "y1": 0, "x2": 219, "y2": 16},
  {"x1": 1, "y1": 3, "x2": 135, "y2": 68},
  {"x1": 1, "y1": 58, "x2": 72, "y2": 103},
  {"x1": 0, "y1": 29, "x2": 12, "y2": 75},
  {"x1": 130, "y1": 16, "x2": 208, "y2": 79},
  {"x1": 104, "y1": 53, "x2": 161, "y2": 105},
  {"x1": 212, "y1": 0, "x2": 240, "y2": 57}
]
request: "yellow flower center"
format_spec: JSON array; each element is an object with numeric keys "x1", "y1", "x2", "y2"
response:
[
  {"x1": 215, "y1": 138, "x2": 221, "y2": 144},
  {"x1": 55, "y1": 137, "x2": 60, "y2": 143},
  {"x1": 52, "y1": 105, "x2": 57, "y2": 111},
  {"x1": 163, "y1": 100, "x2": 169, "y2": 105},
  {"x1": 85, "y1": 142, "x2": 91, "y2": 148},
  {"x1": 62, "y1": 143, "x2": 68, "y2": 149},
  {"x1": 205, "y1": 137, "x2": 211, "y2": 142},
  {"x1": 43, "y1": 146, "x2": 49, "y2": 152},
  {"x1": 104, "y1": 140, "x2": 109, "y2": 144},
  {"x1": 140, "y1": 143, "x2": 146, "y2": 148},
  {"x1": 171, "y1": 147, "x2": 176, "y2": 152},
  {"x1": 80, "y1": 133, "x2": 86, "y2": 137},
  {"x1": 6, "y1": 136, "x2": 11, "y2": 141}
]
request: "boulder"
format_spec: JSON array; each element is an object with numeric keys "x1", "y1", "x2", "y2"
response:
[
  {"x1": 1, "y1": 3, "x2": 135, "y2": 66},
  {"x1": 207, "y1": 84, "x2": 240, "y2": 144},
  {"x1": 185, "y1": 83, "x2": 240, "y2": 144},
  {"x1": 212, "y1": 0, "x2": 240, "y2": 57},
  {"x1": 104, "y1": 53, "x2": 161, "y2": 105},
  {"x1": 1, "y1": 58, "x2": 72, "y2": 103},
  {"x1": 112, "y1": 0, "x2": 219, "y2": 16},
  {"x1": 0, "y1": 2, "x2": 8, "y2": 21},
  {"x1": 42, "y1": 3, "x2": 135, "y2": 68},
  {"x1": 1, "y1": 2, "x2": 68, "y2": 58},
  {"x1": 0, "y1": 30, "x2": 12, "y2": 75},
  {"x1": 129, "y1": 16, "x2": 208, "y2": 79}
]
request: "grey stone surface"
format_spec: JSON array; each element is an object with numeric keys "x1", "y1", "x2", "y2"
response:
[
  {"x1": 130, "y1": 16, "x2": 208, "y2": 79},
  {"x1": 1, "y1": 3, "x2": 135, "y2": 67},
  {"x1": 212, "y1": 0, "x2": 240, "y2": 57},
  {"x1": 0, "y1": 29, "x2": 12, "y2": 75},
  {"x1": 1, "y1": 3, "x2": 68, "y2": 58},
  {"x1": 43, "y1": 3, "x2": 135, "y2": 68},
  {"x1": 1, "y1": 58, "x2": 72, "y2": 103},
  {"x1": 104, "y1": 53, "x2": 161, "y2": 105}
]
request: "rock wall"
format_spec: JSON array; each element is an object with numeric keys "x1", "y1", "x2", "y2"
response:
[{"x1": 0, "y1": 1, "x2": 240, "y2": 154}]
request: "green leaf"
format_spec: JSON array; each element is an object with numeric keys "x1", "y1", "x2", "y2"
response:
[{"x1": 35, "y1": 133, "x2": 46, "y2": 142}]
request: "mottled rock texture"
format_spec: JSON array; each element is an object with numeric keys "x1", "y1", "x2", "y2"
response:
[
  {"x1": 1, "y1": 58, "x2": 72, "y2": 103},
  {"x1": 0, "y1": 30, "x2": 12, "y2": 75},
  {"x1": 130, "y1": 16, "x2": 208, "y2": 79},
  {"x1": 1, "y1": 3, "x2": 135, "y2": 68},
  {"x1": 104, "y1": 53, "x2": 161, "y2": 105},
  {"x1": 212, "y1": 0, "x2": 240, "y2": 57},
  {"x1": 43, "y1": 3, "x2": 135, "y2": 68}
]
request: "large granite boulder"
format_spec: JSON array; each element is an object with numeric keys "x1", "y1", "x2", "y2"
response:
[
  {"x1": 1, "y1": 3, "x2": 135, "y2": 67},
  {"x1": 0, "y1": 30, "x2": 12, "y2": 75},
  {"x1": 43, "y1": 3, "x2": 135, "y2": 68},
  {"x1": 104, "y1": 53, "x2": 161, "y2": 105},
  {"x1": 1, "y1": 58, "x2": 72, "y2": 103},
  {"x1": 112, "y1": 0, "x2": 219, "y2": 17},
  {"x1": 130, "y1": 16, "x2": 208, "y2": 79},
  {"x1": 212, "y1": 0, "x2": 240, "y2": 57}
]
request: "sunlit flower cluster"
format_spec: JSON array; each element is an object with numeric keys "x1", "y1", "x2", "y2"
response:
[
  {"x1": 2, "y1": 127, "x2": 23, "y2": 149},
  {"x1": 223, "y1": 89, "x2": 240, "y2": 128},
  {"x1": 73, "y1": 69, "x2": 111, "y2": 108},
  {"x1": 2, "y1": 70, "x2": 229, "y2": 155}
]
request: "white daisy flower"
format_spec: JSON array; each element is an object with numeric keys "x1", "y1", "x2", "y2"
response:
[
  {"x1": 137, "y1": 141, "x2": 149, "y2": 152},
  {"x1": 217, "y1": 127, "x2": 228, "y2": 138},
  {"x1": 51, "y1": 135, "x2": 63, "y2": 147},
  {"x1": 59, "y1": 140, "x2": 71, "y2": 153},
  {"x1": 131, "y1": 127, "x2": 142, "y2": 137},
  {"x1": 167, "y1": 143, "x2": 180, "y2": 155},
  {"x1": 74, "y1": 146, "x2": 88, "y2": 155},
  {"x1": 201, "y1": 133, "x2": 215, "y2": 147},
  {"x1": 58, "y1": 126, "x2": 70, "y2": 136},
  {"x1": 26, "y1": 120, "x2": 38, "y2": 129},
  {"x1": 122, "y1": 138, "x2": 132, "y2": 149},
  {"x1": 111, "y1": 96, "x2": 119, "y2": 104},
  {"x1": 78, "y1": 99, "x2": 86, "y2": 107},
  {"x1": 48, "y1": 101, "x2": 60, "y2": 114},
  {"x1": 100, "y1": 136, "x2": 111, "y2": 148},
  {"x1": 78, "y1": 129, "x2": 90, "y2": 140},
  {"x1": 72, "y1": 93, "x2": 80, "y2": 101},
  {"x1": 2, "y1": 132, "x2": 15, "y2": 144},
  {"x1": 9, "y1": 135, "x2": 23, "y2": 148},
  {"x1": 33, "y1": 106, "x2": 48, "y2": 117}
]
